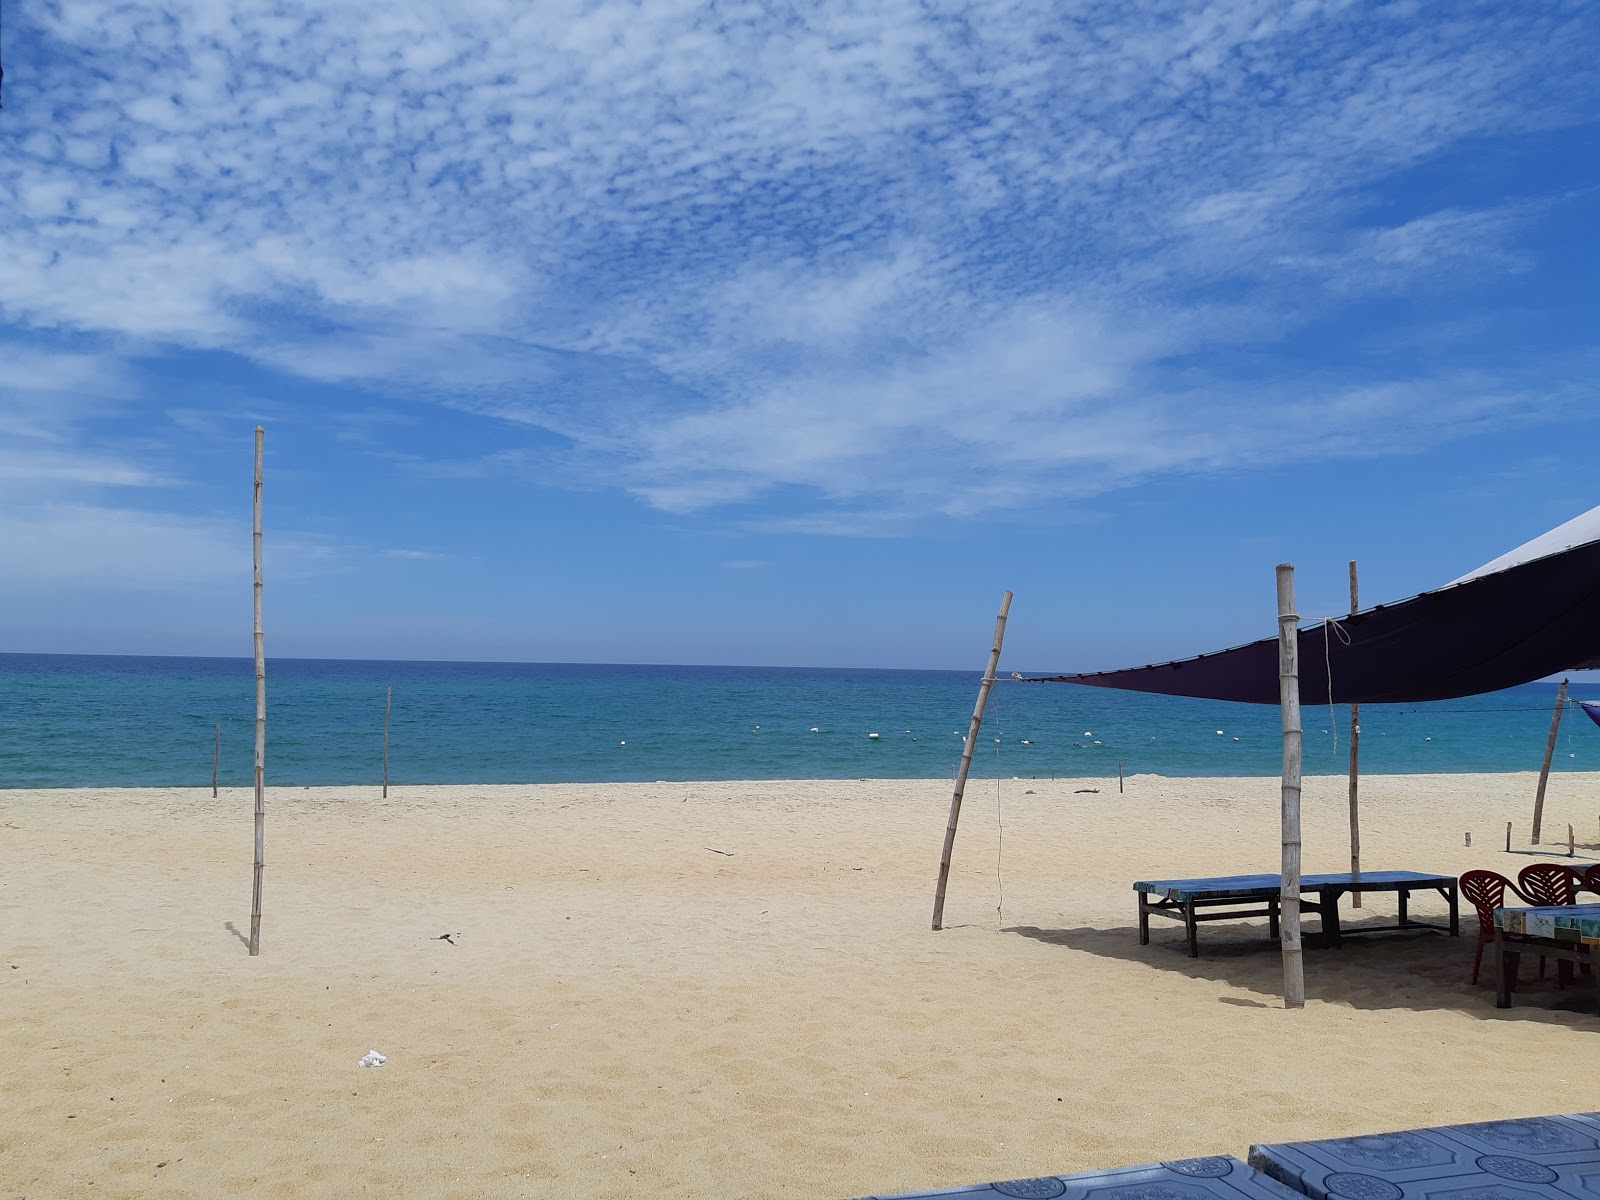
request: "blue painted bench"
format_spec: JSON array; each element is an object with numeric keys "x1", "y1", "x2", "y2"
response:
[
  {"x1": 1249, "y1": 1112, "x2": 1600, "y2": 1200},
  {"x1": 1135, "y1": 871, "x2": 1459, "y2": 957}
]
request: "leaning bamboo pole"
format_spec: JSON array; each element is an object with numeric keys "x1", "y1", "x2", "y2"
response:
[
  {"x1": 1348, "y1": 560, "x2": 1361, "y2": 909},
  {"x1": 1531, "y1": 678, "x2": 1569, "y2": 844},
  {"x1": 249, "y1": 427, "x2": 266, "y2": 957},
  {"x1": 1276, "y1": 564, "x2": 1305, "y2": 1009},
  {"x1": 931, "y1": 590, "x2": 1013, "y2": 931}
]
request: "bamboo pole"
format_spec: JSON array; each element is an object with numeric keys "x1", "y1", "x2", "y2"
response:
[
  {"x1": 1348, "y1": 561, "x2": 1361, "y2": 907},
  {"x1": 931, "y1": 590, "x2": 1013, "y2": 931},
  {"x1": 1531, "y1": 679, "x2": 1568, "y2": 845},
  {"x1": 383, "y1": 684, "x2": 392, "y2": 799},
  {"x1": 249, "y1": 426, "x2": 266, "y2": 957},
  {"x1": 213, "y1": 723, "x2": 220, "y2": 798},
  {"x1": 1277, "y1": 564, "x2": 1305, "y2": 1009}
]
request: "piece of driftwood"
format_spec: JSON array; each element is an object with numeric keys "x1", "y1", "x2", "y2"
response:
[
  {"x1": 1531, "y1": 679, "x2": 1568, "y2": 844},
  {"x1": 1276, "y1": 564, "x2": 1305, "y2": 1009},
  {"x1": 931, "y1": 590, "x2": 1012, "y2": 931},
  {"x1": 250, "y1": 427, "x2": 266, "y2": 957}
]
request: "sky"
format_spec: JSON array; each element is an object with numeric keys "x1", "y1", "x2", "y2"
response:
[{"x1": 2, "y1": 0, "x2": 1598, "y2": 671}]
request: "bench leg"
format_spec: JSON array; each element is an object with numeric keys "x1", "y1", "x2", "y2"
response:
[
  {"x1": 1397, "y1": 887, "x2": 1409, "y2": 927},
  {"x1": 1268, "y1": 897, "x2": 1279, "y2": 940},
  {"x1": 1320, "y1": 891, "x2": 1342, "y2": 949},
  {"x1": 1185, "y1": 903, "x2": 1199, "y2": 958},
  {"x1": 1138, "y1": 894, "x2": 1150, "y2": 946}
]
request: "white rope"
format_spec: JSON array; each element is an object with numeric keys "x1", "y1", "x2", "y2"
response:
[
  {"x1": 993, "y1": 679, "x2": 1005, "y2": 932},
  {"x1": 1320, "y1": 616, "x2": 1352, "y2": 754}
]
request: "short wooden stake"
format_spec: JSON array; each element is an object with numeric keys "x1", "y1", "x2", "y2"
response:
[
  {"x1": 1276, "y1": 564, "x2": 1305, "y2": 1010},
  {"x1": 1465, "y1": 832, "x2": 1472, "y2": 848},
  {"x1": 249, "y1": 426, "x2": 266, "y2": 957},
  {"x1": 1570, "y1": 824, "x2": 1576, "y2": 857},
  {"x1": 1505, "y1": 821, "x2": 1513, "y2": 852},
  {"x1": 1531, "y1": 679, "x2": 1568, "y2": 844},
  {"x1": 383, "y1": 684, "x2": 392, "y2": 799},
  {"x1": 932, "y1": 590, "x2": 1012, "y2": 931},
  {"x1": 212, "y1": 723, "x2": 220, "y2": 798},
  {"x1": 1118, "y1": 761, "x2": 1124, "y2": 793}
]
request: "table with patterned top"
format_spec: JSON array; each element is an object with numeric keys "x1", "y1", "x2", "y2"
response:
[{"x1": 1492, "y1": 902, "x2": 1600, "y2": 1011}]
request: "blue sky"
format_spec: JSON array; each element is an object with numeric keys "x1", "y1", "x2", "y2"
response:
[{"x1": 2, "y1": 1, "x2": 1598, "y2": 671}]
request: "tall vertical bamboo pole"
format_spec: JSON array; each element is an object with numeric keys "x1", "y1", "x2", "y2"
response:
[
  {"x1": 931, "y1": 590, "x2": 1013, "y2": 931},
  {"x1": 1348, "y1": 560, "x2": 1362, "y2": 908},
  {"x1": 383, "y1": 684, "x2": 392, "y2": 799},
  {"x1": 213, "y1": 723, "x2": 220, "y2": 798},
  {"x1": 249, "y1": 426, "x2": 266, "y2": 957},
  {"x1": 1531, "y1": 679, "x2": 1568, "y2": 845},
  {"x1": 1276, "y1": 564, "x2": 1305, "y2": 1009}
]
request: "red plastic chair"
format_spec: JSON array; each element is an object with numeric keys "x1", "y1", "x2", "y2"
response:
[
  {"x1": 1460, "y1": 869, "x2": 1526, "y2": 986},
  {"x1": 1579, "y1": 864, "x2": 1600, "y2": 898},
  {"x1": 1517, "y1": 863, "x2": 1580, "y2": 984},
  {"x1": 1518, "y1": 862, "x2": 1578, "y2": 906}
]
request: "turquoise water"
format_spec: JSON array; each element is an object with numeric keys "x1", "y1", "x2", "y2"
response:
[{"x1": 1, "y1": 653, "x2": 1597, "y2": 788}]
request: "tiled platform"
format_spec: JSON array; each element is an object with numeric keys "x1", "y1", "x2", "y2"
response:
[
  {"x1": 860, "y1": 1154, "x2": 1307, "y2": 1200},
  {"x1": 1248, "y1": 1113, "x2": 1600, "y2": 1200}
]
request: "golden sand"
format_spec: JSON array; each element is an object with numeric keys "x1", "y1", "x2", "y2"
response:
[{"x1": 3, "y1": 772, "x2": 1598, "y2": 1198}]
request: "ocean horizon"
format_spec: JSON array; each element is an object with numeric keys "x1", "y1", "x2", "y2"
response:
[{"x1": 3, "y1": 651, "x2": 1598, "y2": 789}]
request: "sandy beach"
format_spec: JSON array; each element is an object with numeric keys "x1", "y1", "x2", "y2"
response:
[{"x1": 4, "y1": 771, "x2": 1599, "y2": 1199}]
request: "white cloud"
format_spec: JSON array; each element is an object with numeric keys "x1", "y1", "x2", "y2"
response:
[
  {"x1": 0, "y1": 504, "x2": 244, "y2": 588},
  {"x1": 383, "y1": 548, "x2": 447, "y2": 560},
  {"x1": 1, "y1": 0, "x2": 1595, "y2": 525}
]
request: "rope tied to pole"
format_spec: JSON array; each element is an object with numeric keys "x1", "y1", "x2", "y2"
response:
[
  {"x1": 993, "y1": 680, "x2": 1005, "y2": 932},
  {"x1": 1319, "y1": 615, "x2": 1353, "y2": 754}
]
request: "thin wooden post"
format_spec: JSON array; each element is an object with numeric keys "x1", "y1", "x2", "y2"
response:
[
  {"x1": 932, "y1": 590, "x2": 1013, "y2": 931},
  {"x1": 249, "y1": 426, "x2": 266, "y2": 957},
  {"x1": 1505, "y1": 821, "x2": 1513, "y2": 852},
  {"x1": 1348, "y1": 560, "x2": 1362, "y2": 908},
  {"x1": 1276, "y1": 564, "x2": 1305, "y2": 1009},
  {"x1": 1531, "y1": 679, "x2": 1568, "y2": 845},
  {"x1": 213, "y1": 723, "x2": 220, "y2": 798},
  {"x1": 1569, "y1": 824, "x2": 1576, "y2": 857},
  {"x1": 1118, "y1": 760, "x2": 1124, "y2": 794},
  {"x1": 383, "y1": 684, "x2": 392, "y2": 799}
]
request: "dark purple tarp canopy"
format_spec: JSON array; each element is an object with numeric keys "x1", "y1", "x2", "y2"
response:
[{"x1": 1031, "y1": 535, "x2": 1600, "y2": 706}]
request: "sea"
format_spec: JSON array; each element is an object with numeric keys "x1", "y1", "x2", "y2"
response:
[{"x1": 2, "y1": 653, "x2": 1598, "y2": 789}]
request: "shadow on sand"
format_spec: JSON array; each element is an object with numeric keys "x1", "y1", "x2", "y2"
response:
[{"x1": 1007, "y1": 918, "x2": 1600, "y2": 1027}]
